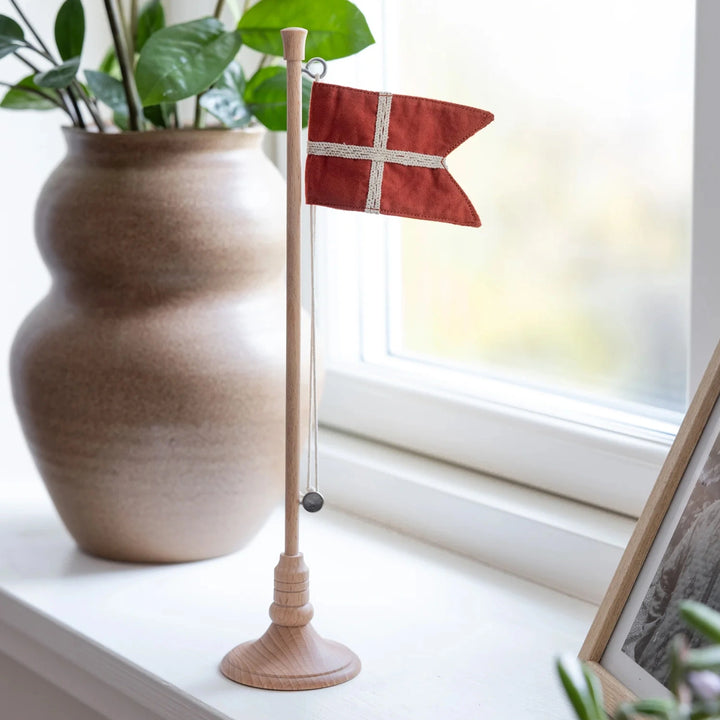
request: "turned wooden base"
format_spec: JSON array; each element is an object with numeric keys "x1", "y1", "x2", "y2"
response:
[
  {"x1": 221, "y1": 622, "x2": 361, "y2": 690},
  {"x1": 221, "y1": 552, "x2": 360, "y2": 690}
]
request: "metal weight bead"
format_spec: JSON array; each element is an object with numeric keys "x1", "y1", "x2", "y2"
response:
[{"x1": 301, "y1": 491, "x2": 324, "y2": 513}]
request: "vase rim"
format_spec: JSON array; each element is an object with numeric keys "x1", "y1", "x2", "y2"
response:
[
  {"x1": 61, "y1": 123, "x2": 267, "y2": 155},
  {"x1": 62, "y1": 124, "x2": 266, "y2": 136}
]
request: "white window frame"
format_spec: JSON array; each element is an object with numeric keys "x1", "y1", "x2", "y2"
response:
[{"x1": 310, "y1": 0, "x2": 720, "y2": 521}]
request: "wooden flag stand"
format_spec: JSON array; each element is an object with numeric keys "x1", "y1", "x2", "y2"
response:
[{"x1": 220, "y1": 27, "x2": 361, "y2": 691}]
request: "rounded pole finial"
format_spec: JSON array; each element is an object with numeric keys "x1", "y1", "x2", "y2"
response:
[{"x1": 281, "y1": 27, "x2": 308, "y2": 62}]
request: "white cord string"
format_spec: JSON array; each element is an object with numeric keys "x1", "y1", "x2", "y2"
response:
[
  {"x1": 304, "y1": 203, "x2": 320, "y2": 499},
  {"x1": 301, "y1": 65, "x2": 325, "y2": 512}
]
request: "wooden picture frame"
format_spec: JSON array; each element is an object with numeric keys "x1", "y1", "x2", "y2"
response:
[{"x1": 580, "y1": 340, "x2": 720, "y2": 712}]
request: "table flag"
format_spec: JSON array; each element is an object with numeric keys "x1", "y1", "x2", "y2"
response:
[{"x1": 305, "y1": 82, "x2": 494, "y2": 227}]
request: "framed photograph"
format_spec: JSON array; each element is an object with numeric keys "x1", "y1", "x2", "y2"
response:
[{"x1": 580, "y1": 340, "x2": 720, "y2": 712}]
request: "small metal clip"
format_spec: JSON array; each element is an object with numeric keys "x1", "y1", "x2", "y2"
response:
[{"x1": 302, "y1": 57, "x2": 328, "y2": 81}]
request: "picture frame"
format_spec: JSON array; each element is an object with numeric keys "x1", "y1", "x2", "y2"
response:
[{"x1": 580, "y1": 340, "x2": 720, "y2": 712}]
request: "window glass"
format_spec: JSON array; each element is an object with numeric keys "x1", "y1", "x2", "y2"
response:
[{"x1": 378, "y1": 0, "x2": 693, "y2": 416}]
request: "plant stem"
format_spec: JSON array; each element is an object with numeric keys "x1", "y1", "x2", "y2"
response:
[
  {"x1": 193, "y1": 97, "x2": 203, "y2": 128},
  {"x1": 117, "y1": 0, "x2": 130, "y2": 49},
  {"x1": 67, "y1": 88, "x2": 86, "y2": 128},
  {"x1": 9, "y1": 0, "x2": 57, "y2": 62},
  {"x1": 72, "y1": 81, "x2": 106, "y2": 132},
  {"x1": 20, "y1": 40, "x2": 57, "y2": 66},
  {"x1": 129, "y1": 0, "x2": 138, "y2": 61},
  {"x1": 13, "y1": 50, "x2": 41, "y2": 74},
  {"x1": 193, "y1": 0, "x2": 229, "y2": 128},
  {"x1": 103, "y1": 0, "x2": 145, "y2": 131}
]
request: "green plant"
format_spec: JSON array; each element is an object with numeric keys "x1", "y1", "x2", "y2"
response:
[
  {"x1": 0, "y1": 0, "x2": 373, "y2": 132},
  {"x1": 557, "y1": 601, "x2": 720, "y2": 720}
]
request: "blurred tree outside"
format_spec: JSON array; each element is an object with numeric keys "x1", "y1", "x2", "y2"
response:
[{"x1": 387, "y1": 0, "x2": 693, "y2": 414}]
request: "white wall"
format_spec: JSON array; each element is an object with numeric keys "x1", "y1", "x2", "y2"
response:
[{"x1": 0, "y1": 3, "x2": 112, "y2": 485}]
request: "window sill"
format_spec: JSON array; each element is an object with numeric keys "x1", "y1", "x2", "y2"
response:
[
  {"x1": 1, "y1": 478, "x2": 595, "y2": 720},
  {"x1": 320, "y1": 365, "x2": 673, "y2": 516},
  {"x1": 319, "y1": 427, "x2": 635, "y2": 604}
]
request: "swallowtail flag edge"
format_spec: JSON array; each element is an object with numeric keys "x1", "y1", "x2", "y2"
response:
[{"x1": 305, "y1": 82, "x2": 494, "y2": 227}]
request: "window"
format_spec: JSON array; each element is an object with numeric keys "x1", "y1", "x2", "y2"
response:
[{"x1": 316, "y1": 1, "x2": 710, "y2": 517}]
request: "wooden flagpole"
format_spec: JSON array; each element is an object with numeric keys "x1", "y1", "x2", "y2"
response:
[{"x1": 219, "y1": 27, "x2": 361, "y2": 691}]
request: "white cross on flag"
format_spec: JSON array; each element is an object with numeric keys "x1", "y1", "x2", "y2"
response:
[{"x1": 305, "y1": 82, "x2": 494, "y2": 227}]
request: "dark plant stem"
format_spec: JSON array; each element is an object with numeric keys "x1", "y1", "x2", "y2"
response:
[
  {"x1": 20, "y1": 41, "x2": 57, "y2": 66},
  {"x1": 13, "y1": 49, "x2": 40, "y2": 73},
  {"x1": 72, "y1": 81, "x2": 106, "y2": 132},
  {"x1": 192, "y1": 95, "x2": 204, "y2": 129},
  {"x1": 9, "y1": 0, "x2": 55, "y2": 61},
  {"x1": 67, "y1": 90, "x2": 86, "y2": 129},
  {"x1": 192, "y1": 0, "x2": 229, "y2": 128},
  {"x1": 103, "y1": 0, "x2": 145, "y2": 131},
  {"x1": 61, "y1": 93, "x2": 79, "y2": 125}
]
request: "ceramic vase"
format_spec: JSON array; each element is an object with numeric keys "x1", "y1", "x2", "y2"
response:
[{"x1": 11, "y1": 127, "x2": 289, "y2": 563}]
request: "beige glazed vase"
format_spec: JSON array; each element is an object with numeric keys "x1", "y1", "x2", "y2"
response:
[{"x1": 11, "y1": 126, "x2": 288, "y2": 563}]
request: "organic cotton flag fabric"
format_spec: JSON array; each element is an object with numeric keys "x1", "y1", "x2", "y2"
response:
[{"x1": 305, "y1": 82, "x2": 494, "y2": 227}]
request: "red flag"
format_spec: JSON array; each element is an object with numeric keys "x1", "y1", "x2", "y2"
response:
[{"x1": 305, "y1": 83, "x2": 493, "y2": 227}]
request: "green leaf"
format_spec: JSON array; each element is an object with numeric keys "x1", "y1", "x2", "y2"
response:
[
  {"x1": 1, "y1": 74, "x2": 58, "y2": 110},
  {"x1": 582, "y1": 665, "x2": 606, "y2": 718},
  {"x1": 55, "y1": 0, "x2": 85, "y2": 61},
  {"x1": 98, "y1": 47, "x2": 121, "y2": 78},
  {"x1": 681, "y1": 602, "x2": 720, "y2": 644},
  {"x1": 244, "y1": 65, "x2": 311, "y2": 131},
  {"x1": 556, "y1": 655, "x2": 603, "y2": 720},
  {"x1": 616, "y1": 699, "x2": 677, "y2": 719},
  {"x1": 113, "y1": 110, "x2": 129, "y2": 131},
  {"x1": 0, "y1": 14, "x2": 25, "y2": 58},
  {"x1": 200, "y1": 61, "x2": 251, "y2": 127},
  {"x1": 216, "y1": 60, "x2": 246, "y2": 94},
  {"x1": 136, "y1": 0, "x2": 165, "y2": 53},
  {"x1": 686, "y1": 647, "x2": 720, "y2": 672},
  {"x1": 0, "y1": 39, "x2": 21, "y2": 59},
  {"x1": 0, "y1": 14, "x2": 23, "y2": 41},
  {"x1": 85, "y1": 69, "x2": 128, "y2": 115},
  {"x1": 35, "y1": 56, "x2": 81, "y2": 89},
  {"x1": 144, "y1": 103, "x2": 174, "y2": 128},
  {"x1": 238, "y1": 0, "x2": 374, "y2": 60},
  {"x1": 200, "y1": 88, "x2": 252, "y2": 127},
  {"x1": 135, "y1": 18, "x2": 242, "y2": 106}
]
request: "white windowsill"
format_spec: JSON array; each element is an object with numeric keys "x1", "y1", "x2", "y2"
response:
[
  {"x1": 1, "y1": 476, "x2": 596, "y2": 720},
  {"x1": 320, "y1": 366, "x2": 671, "y2": 517},
  {"x1": 319, "y1": 427, "x2": 635, "y2": 604}
]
